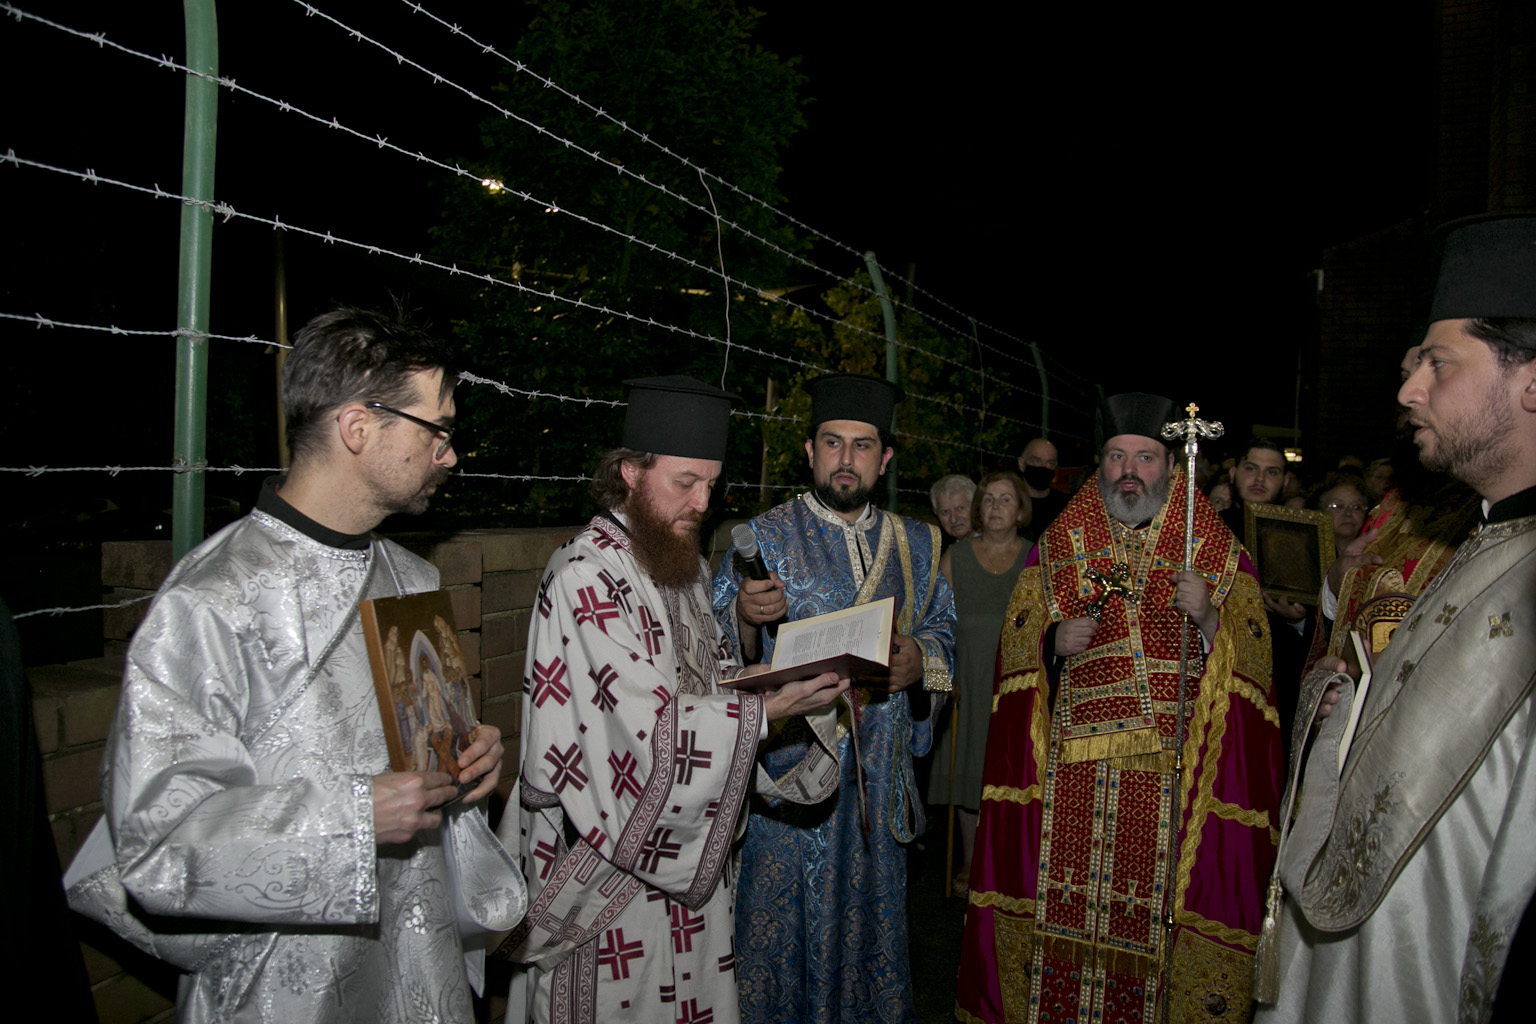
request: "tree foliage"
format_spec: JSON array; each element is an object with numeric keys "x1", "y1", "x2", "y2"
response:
[
  {"x1": 431, "y1": 0, "x2": 812, "y2": 525},
  {"x1": 429, "y1": 0, "x2": 1081, "y2": 530}
]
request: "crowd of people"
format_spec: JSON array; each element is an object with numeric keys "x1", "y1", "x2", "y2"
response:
[{"x1": 52, "y1": 214, "x2": 1533, "y2": 1024}]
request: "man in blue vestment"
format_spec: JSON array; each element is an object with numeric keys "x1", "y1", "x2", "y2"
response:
[{"x1": 712, "y1": 373, "x2": 957, "y2": 1024}]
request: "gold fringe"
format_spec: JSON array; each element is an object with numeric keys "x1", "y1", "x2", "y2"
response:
[
  {"x1": 953, "y1": 1005, "x2": 988, "y2": 1024},
  {"x1": 982, "y1": 783, "x2": 1041, "y2": 805},
  {"x1": 1210, "y1": 798, "x2": 1272, "y2": 830},
  {"x1": 1228, "y1": 676, "x2": 1281, "y2": 725},
  {"x1": 997, "y1": 667, "x2": 1042, "y2": 699},
  {"x1": 1059, "y1": 724, "x2": 1163, "y2": 764},
  {"x1": 968, "y1": 890, "x2": 1035, "y2": 915},
  {"x1": 1037, "y1": 932, "x2": 1154, "y2": 979},
  {"x1": 1252, "y1": 876, "x2": 1284, "y2": 1003},
  {"x1": 1176, "y1": 907, "x2": 1260, "y2": 951}
]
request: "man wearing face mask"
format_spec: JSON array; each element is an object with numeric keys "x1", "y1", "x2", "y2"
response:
[{"x1": 1018, "y1": 436, "x2": 1069, "y2": 533}]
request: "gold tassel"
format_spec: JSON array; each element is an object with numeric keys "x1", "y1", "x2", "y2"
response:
[{"x1": 1251, "y1": 875, "x2": 1284, "y2": 1003}]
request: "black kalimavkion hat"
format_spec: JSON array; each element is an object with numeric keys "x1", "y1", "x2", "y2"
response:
[
  {"x1": 621, "y1": 375, "x2": 739, "y2": 461},
  {"x1": 805, "y1": 373, "x2": 904, "y2": 435},
  {"x1": 1430, "y1": 213, "x2": 1536, "y2": 321},
  {"x1": 1095, "y1": 392, "x2": 1177, "y2": 451}
]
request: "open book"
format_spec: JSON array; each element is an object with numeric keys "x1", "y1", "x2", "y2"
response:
[{"x1": 724, "y1": 597, "x2": 895, "y2": 692}]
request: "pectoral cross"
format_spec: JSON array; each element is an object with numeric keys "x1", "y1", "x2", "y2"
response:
[{"x1": 1083, "y1": 562, "x2": 1138, "y2": 621}]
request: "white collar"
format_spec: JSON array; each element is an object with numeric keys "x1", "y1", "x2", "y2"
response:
[{"x1": 803, "y1": 490, "x2": 878, "y2": 532}]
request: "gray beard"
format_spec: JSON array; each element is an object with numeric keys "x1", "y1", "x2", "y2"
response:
[{"x1": 1097, "y1": 467, "x2": 1171, "y2": 526}]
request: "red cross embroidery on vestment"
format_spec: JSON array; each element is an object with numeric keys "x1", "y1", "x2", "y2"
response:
[
  {"x1": 596, "y1": 928, "x2": 644, "y2": 980},
  {"x1": 671, "y1": 904, "x2": 707, "y2": 953},
  {"x1": 673, "y1": 730, "x2": 713, "y2": 784},
  {"x1": 638, "y1": 827, "x2": 683, "y2": 873},
  {"x1": 638, "y1": 605, "x2": 666, "y2": 657},
  {"x1": 598, "y1": 569, "x2": 634, "y2": 612},
  {"x1": 574, "y1": 585, "x2": 621, "y2": 634},
  {"x1": 677, "y1": 998, "x2": 715, "y2": 1023},
  {"x1": 543, "y1": 742, "x2": 588, "y2": 793},
  {"x1": 532, "y1": 838, "x2": 559, "y2": 881},
  {"x1": 532, "y1": 657, "x2": 570, "y2": 707},
  {"x1": 588, "y1": 663, "x2": 619, "y2": 712},
  {"x1": 608, "y1": 750, "x2": 643, "y2": 800}
]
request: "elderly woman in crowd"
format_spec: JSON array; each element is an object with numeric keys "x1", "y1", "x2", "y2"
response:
[
  {"x1": 1315, "y1": 475, "x2": 1369, "y2": 558},
  {"x1": 930, "y1": 474, "x2": 977, "y2": 552},
  {"x1": 930, "y1": 471, "x2": 1032, "y2": 896}
]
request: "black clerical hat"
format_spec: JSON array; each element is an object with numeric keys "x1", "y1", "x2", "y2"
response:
[
  {"x1": 1095, "y1": 392, "x2": 1176, "y2": 450},
  {"x1": 806, "y1": 373, "x2": 903, "y2": 434},
  {"x1": 1430, "y1": 214, "x2": 1536, "y2": 321},
  {"x1": 621, "y1": 376, "x2": 739, "y2": 461}
]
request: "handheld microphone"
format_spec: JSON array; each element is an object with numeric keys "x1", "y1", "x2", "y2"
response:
[{"x1": 731, "y1": 523, "x2": 771, "y2": 580}]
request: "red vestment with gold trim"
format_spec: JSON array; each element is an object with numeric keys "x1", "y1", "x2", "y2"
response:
[{"x1": 956, "y1": 471, "x2": 1283, "y2": 1023}]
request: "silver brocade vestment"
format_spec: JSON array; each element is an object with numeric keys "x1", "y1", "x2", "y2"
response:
[
  {"x1": 1259, "y1": 514, "x2": 1536, "y2": 1024},
  {"x1": 67, "y1": 510, "x2": 526, "y2": 1024}
]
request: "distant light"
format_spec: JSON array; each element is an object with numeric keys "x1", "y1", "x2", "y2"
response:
[
  {"x1": 680, "y1": 288, "x2": 710, "y2": 296},
  {"x1": 1284, "y1": 448, "x2": 1303, "y2": 463},
  {"x1": 481, "y1": 178, "x2": 504, "y2": 192},
  {"x1": 544, "y1": 206, "x2": 558, "y2": 214}
]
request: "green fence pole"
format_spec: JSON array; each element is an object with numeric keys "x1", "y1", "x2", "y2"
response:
[
  {"x1": 1029, "y1": 341, "x2": 1050, "y2": 437},
  {"x1": 172, "y1": 0, "x2": 218, "y2": 561},
  {"x1": 863, "y1": 253, "x2": 899, "y2": 511}
]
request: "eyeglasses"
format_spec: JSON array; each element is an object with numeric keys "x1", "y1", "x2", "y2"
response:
[
  {"x1": 366, "y1": 402, "x2": 455, "y2": 459},
  {"x1": 1324, "y1": 502, "x2": 1365, "y2": 513}
]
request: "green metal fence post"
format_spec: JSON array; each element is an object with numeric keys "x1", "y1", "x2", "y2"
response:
[
  {"x1": 172, "y1": 0, "x2": 219, "y2": 561},
  {"x1": 1029, "y1": 341, "x2": 1051, "y2": 438},
  {"x1": 863, "y1": 253, "x2": 899, "y2": 511}
]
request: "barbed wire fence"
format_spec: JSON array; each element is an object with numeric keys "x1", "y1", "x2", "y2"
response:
[{"x1": 1, "y1": 1, "x2": 1099, "y2": 622}]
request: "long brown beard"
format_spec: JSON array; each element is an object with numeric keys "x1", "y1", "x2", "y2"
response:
[{"x1": 625, "y1": 486, "x2": 706, "y2": 589}]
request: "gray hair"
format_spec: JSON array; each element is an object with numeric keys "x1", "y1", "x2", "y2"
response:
[{"x1": 929, "y1": 474, "x2": 977, "y2": 513}]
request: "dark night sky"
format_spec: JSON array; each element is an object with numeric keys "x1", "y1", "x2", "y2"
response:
[
  {"x1": 0, "y1": 1, "x2": 1435, "y2": 657},
  {"x1": 1, "y1": 0, "x2": 1433, "y2": 476}
]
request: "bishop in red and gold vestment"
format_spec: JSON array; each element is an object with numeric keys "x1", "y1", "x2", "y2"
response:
[{"x1": 956, "y1": 394, "x2": 1283, "y2": 1024}]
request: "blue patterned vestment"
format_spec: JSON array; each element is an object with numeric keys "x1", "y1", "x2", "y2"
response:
[{"x1": 711, "y1": 493, "x2": 956, "y2": 1024}]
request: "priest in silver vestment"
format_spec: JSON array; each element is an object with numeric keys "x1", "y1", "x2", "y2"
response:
[
  {"x1": 66, "y1": 307, "x2": 527, "y2": 1024},
  {"x1": 1257, "y1": 216, "x2": 1536, "y2": 1023}
]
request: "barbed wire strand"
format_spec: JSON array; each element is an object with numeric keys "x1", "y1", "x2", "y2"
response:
[
  {"x1": 1, "y1": 2, "x2": 1067, "y2": 408},
  {"x1": 13, "y1": 594, "x2": 155, "y2": 620},
  {"x1": 393, "y1": 0, "x2": 1062, "y2": 371},
  {"x1": 2, "y1": 3, "x2": 1096, "y2": 415},
  {"x1": 276, "y1": 1, "x2": 1056, "y2": 394},
  {"x1": 0, "y1": 311, "x2": 289, "y2": 347},
  {"x1": 5, "y1": 154, "x2": 1096, "y2": 449}
]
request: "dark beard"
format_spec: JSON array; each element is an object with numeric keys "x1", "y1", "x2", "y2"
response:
[
  {"x1": 1097, "y1": 466, "x2": 1171, "y2": 526},
  {"x1": 625, "y1": 489, "x2": 706, "y2": 590},
  {"x1": 814, "y1": 480, "x2": 875, "y2": 514}
]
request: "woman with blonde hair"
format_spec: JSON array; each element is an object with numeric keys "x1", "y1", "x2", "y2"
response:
[{"x1": 930, "y1": 471, "x2": 1032, "y2": 895}]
